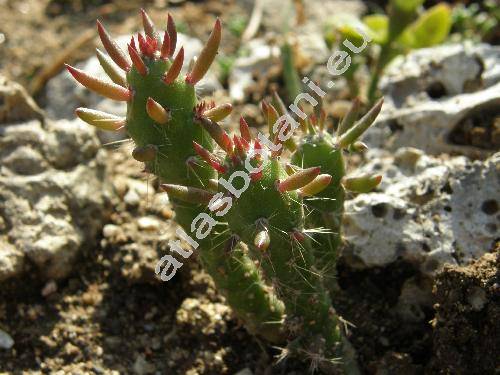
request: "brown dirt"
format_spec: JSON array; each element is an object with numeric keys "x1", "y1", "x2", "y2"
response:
[
  {"x1": 429, "y1": 248, "x2": 499, "y2": 374},
  {"x1": 0, "y1": 0, "x2": 243, "y2": 97},
  {"x1": 334, "y1": 259, "x2": 434, "y2": 374},
  {"x1": 449, "y1": 105, "x2": 500, "y2": 151}
]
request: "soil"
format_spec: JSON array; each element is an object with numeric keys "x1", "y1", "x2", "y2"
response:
[{"x1": 429, "y1": 249, "x2": 499, "y2": 374}]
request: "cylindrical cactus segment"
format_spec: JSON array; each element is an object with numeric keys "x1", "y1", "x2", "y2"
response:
[
  {"x1": 218, "y1": 151, "x2": 339, "y2": 350},
  {"x1": 68, "y1": 10, "x2": 285, "y2": 343},
  {"x1": 291, "y1": 98, "x2": 384, "y2": 290},
  {"x1": 292, "y1": 132, "x2": 345, "y2": 284}
]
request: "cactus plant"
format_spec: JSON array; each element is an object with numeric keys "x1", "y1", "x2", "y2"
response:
[
  {"x1": 67, "y1": 9, "x2": 384, "y2": 368},
  {"x1": 68, "y1": 10, "x2": 284, "y2": 343}
]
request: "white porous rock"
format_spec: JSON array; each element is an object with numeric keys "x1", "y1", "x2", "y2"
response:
[
  {"x1": 0, "y1": 242, "x2": 25, "y2": 282},
  {"x1": 381, "y1": 43, "x2": 500, "y2": 105},
  {"x1": 366, "y1": 44, "x2": 500, "y2": 158},
  {"x1": 46, "y1": 33, "x2": 221, "y2": 120},
  {"x1": 0, "y1": 79, "x2": 111, "y2": 282},
  {"x1": 343, "y1": 148, "x2": 499, "y2": 275}
]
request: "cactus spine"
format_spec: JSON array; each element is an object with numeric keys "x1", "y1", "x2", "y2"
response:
[
  {"x1": 291, "y1": 98, "x2": 383, "y2": 290},
  {"x1": 69, "y1": 11, "x2": 284, "y2": 342},
  {"x1": 68, "y1": 9, "x2": 385, "y2": 367}
]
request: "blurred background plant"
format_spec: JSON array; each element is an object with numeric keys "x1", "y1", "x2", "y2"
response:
[
  {"x1": 325, "y1": 0, "x2": 453, "y2": 102},
  {"x1": 449, "y1": 0, "x2": 499, "y2": 43}
]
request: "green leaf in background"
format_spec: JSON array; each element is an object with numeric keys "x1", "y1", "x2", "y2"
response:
[
  {"x1": 362, "y1": 14, "x2": 389, "y2": 44},
  {"x1": 391, "y1": 0, "x2": 425, "y2": 14},
  {"x1": 401, "y1": 3, "x2": 452, "y2": 48},
  {"x1": 327, "y1": 14, "x2": 373, "y2": 47}
]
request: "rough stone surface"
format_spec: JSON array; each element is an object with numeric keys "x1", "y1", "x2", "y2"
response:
[
  {"x1": 0, "y1": 77, "x2": 110, "y2": 281},
  {"x1": 367, "y1": 44, "x2": 500, "y2": 158},
  {"x1": 343, "y1": 148, "x2": 499, "y2": 274},
  {"x1": 0, "y1": 243, "x2": 24, "y2": 282},
  {"x1": 0, "y1": 74, "x2": 44, "y2": 123},
  {"x1": 45, "y1": 34, "x2": 222, "y2": 120},
  {"x1": 381, "y1": 43, "x2": 500, "y2": 106}
]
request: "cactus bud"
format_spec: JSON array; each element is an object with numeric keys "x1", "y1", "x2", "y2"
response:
[
  {"x1": 132, "y1": 144, "x2": 158, "y2": 162},
  {"x1": 225, "y1": 234, "x2": 240, "y2": 253},
  {"x1": 342, "y1": 174, "x2": 382, "y2": 193},
  {"x1": 277, "y1": 167, "x2": 321, "y2": 193},
  {"x1": 254, "y1": 229, "x2": 270, "y2": 251},
  {"x1": 204, "y1": 103, "x2": 233, "y2": 122},
  {"x1": 161, "y1": 184, "x2": 214, "y2": 204},
  {"x1": 337, "y1": 97, "x2": 362, "y2": 136},
  {"x1": 137, "y1": 33, "x2": 157, "y2": 57},
  {"x1": 239, "y1": 117, "x2": 252, "y2": 142},
  {"x1": 233, "y1": 135, "x2": 247, "y2": 160},
  {"x1": 285, "y1": 163, "x2": 300, "y2": 175},
  {"x1": 66, "y1": 64, "x2": 131, "y2": 101},
  {"x1": 130, "y1": 36, "x2": 138, "y2": 51},
  {"x1": 185, "y1": 19, "x2": 221, "y2": 85},
  {"x1": 163, "y1": 47, "x2": 184, "y2": 84},
  {"x1": 140, "y1": 9, "x2": 157, "y2": 41},
  {"x1": 146, "y1": 98, "x2": 170, "y2": 124},
  {"x1": 337, "y1": 98, "x2": 384, "y2": 148},
  {"x1": 96, "y1": 20, "x2": 131, "y2": 71},
  {"x1": 128, "y1": 44, "x2": 148, "y2": 76},
  {"x1": 166, "y1": 13, "x2": 177, "y2": 57},
  {"x1": 96, "y1": 49, "x2": 127, "y2": 87},
  {"x1": 250, "y1": 170, "x2": 263, "y2": 182},
  {"x1": 207, "y1": 178, "x2": 219, "y2": 192},
  {"x1": 261, "y1": 101, "x2": 269, "y2": 122},
  {"x1": 272, "y1": 91, "x2": 288, "y2": 116},
  {"x1": 192, "y1": 141, "x2": 227, "y2": 174},
  {"x1": 194, "y1": 116, "x2": 233, "y2": 154},
  {"x1": 318, "y1": 108, "x2": 326, "y2": 132},
  {"x1": 160, "y1": 31, "x2": 171, "y2": 60},
  {"x1": 75, "y1": 108, "x2": 125, "y2": 131},
  {"x1": 291, "y1": 230, "x2": 306, "y2": 242},
  {"x1": 349, "y1": 141, "x2": 368, "y2": 153},
  {"x1": 299, "y1": 174, "x2": 332, "y2": 197},
  {"x1": 267, "y1": 104, "x2": 279, "y2": 136}
]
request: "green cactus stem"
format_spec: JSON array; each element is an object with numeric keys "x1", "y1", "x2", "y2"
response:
[
  {"x1": 67, "y1": 10, "x2": 285, "y2": 342},
  {"x1": 189, "y1": 121, "x2": 341, "y2": 356},
  {"x1": 291, "y1": 98, "x2": 384, "y2": 290}
]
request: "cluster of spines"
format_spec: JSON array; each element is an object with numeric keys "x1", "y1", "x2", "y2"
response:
[
  {"x1": 66, "y1": 8, "x2": 387, "y2": 365},
  {"x1": 67, "y1": 9, "x2": 288, "y2": 344},
  {"x1": 67, "y1": 10, "x2": 221, "y2": 131}
]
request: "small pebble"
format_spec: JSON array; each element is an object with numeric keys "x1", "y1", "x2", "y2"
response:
[
  {"x1": 103, "y1": 224, "x2": 121, "y2": 238},
  {"x1": 124, "y1": 189, "x2": 141, "y2": 206},
  {"x1": 161, "y1": 208, "x2": 174, "y2": 220},
  {"x1": 137, "y1": 216, "x2": 161, "y2": 231},
  {"x1": 0, "y1": 329, "x2": 14, "y2": 349},
  {"x1": 41, "y1": 280, "x2": 57, "y2": 297},
  {"x1": 133, "y1": 354, "x2": 156, "y2": 375}
]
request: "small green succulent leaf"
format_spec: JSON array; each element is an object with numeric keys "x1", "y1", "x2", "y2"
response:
[
  {"x1": 399, "y1": 4, "x2": 452, "y2": 48},
  {"x1": 391, "y1": 0, "x2": 424, "y2": 14},
  {"x1": 362, "y1": 14, "x2": 389, "y2": 44},
  {"x1": 328, "y1": 14, "x2": 374, "y2": 46}
]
